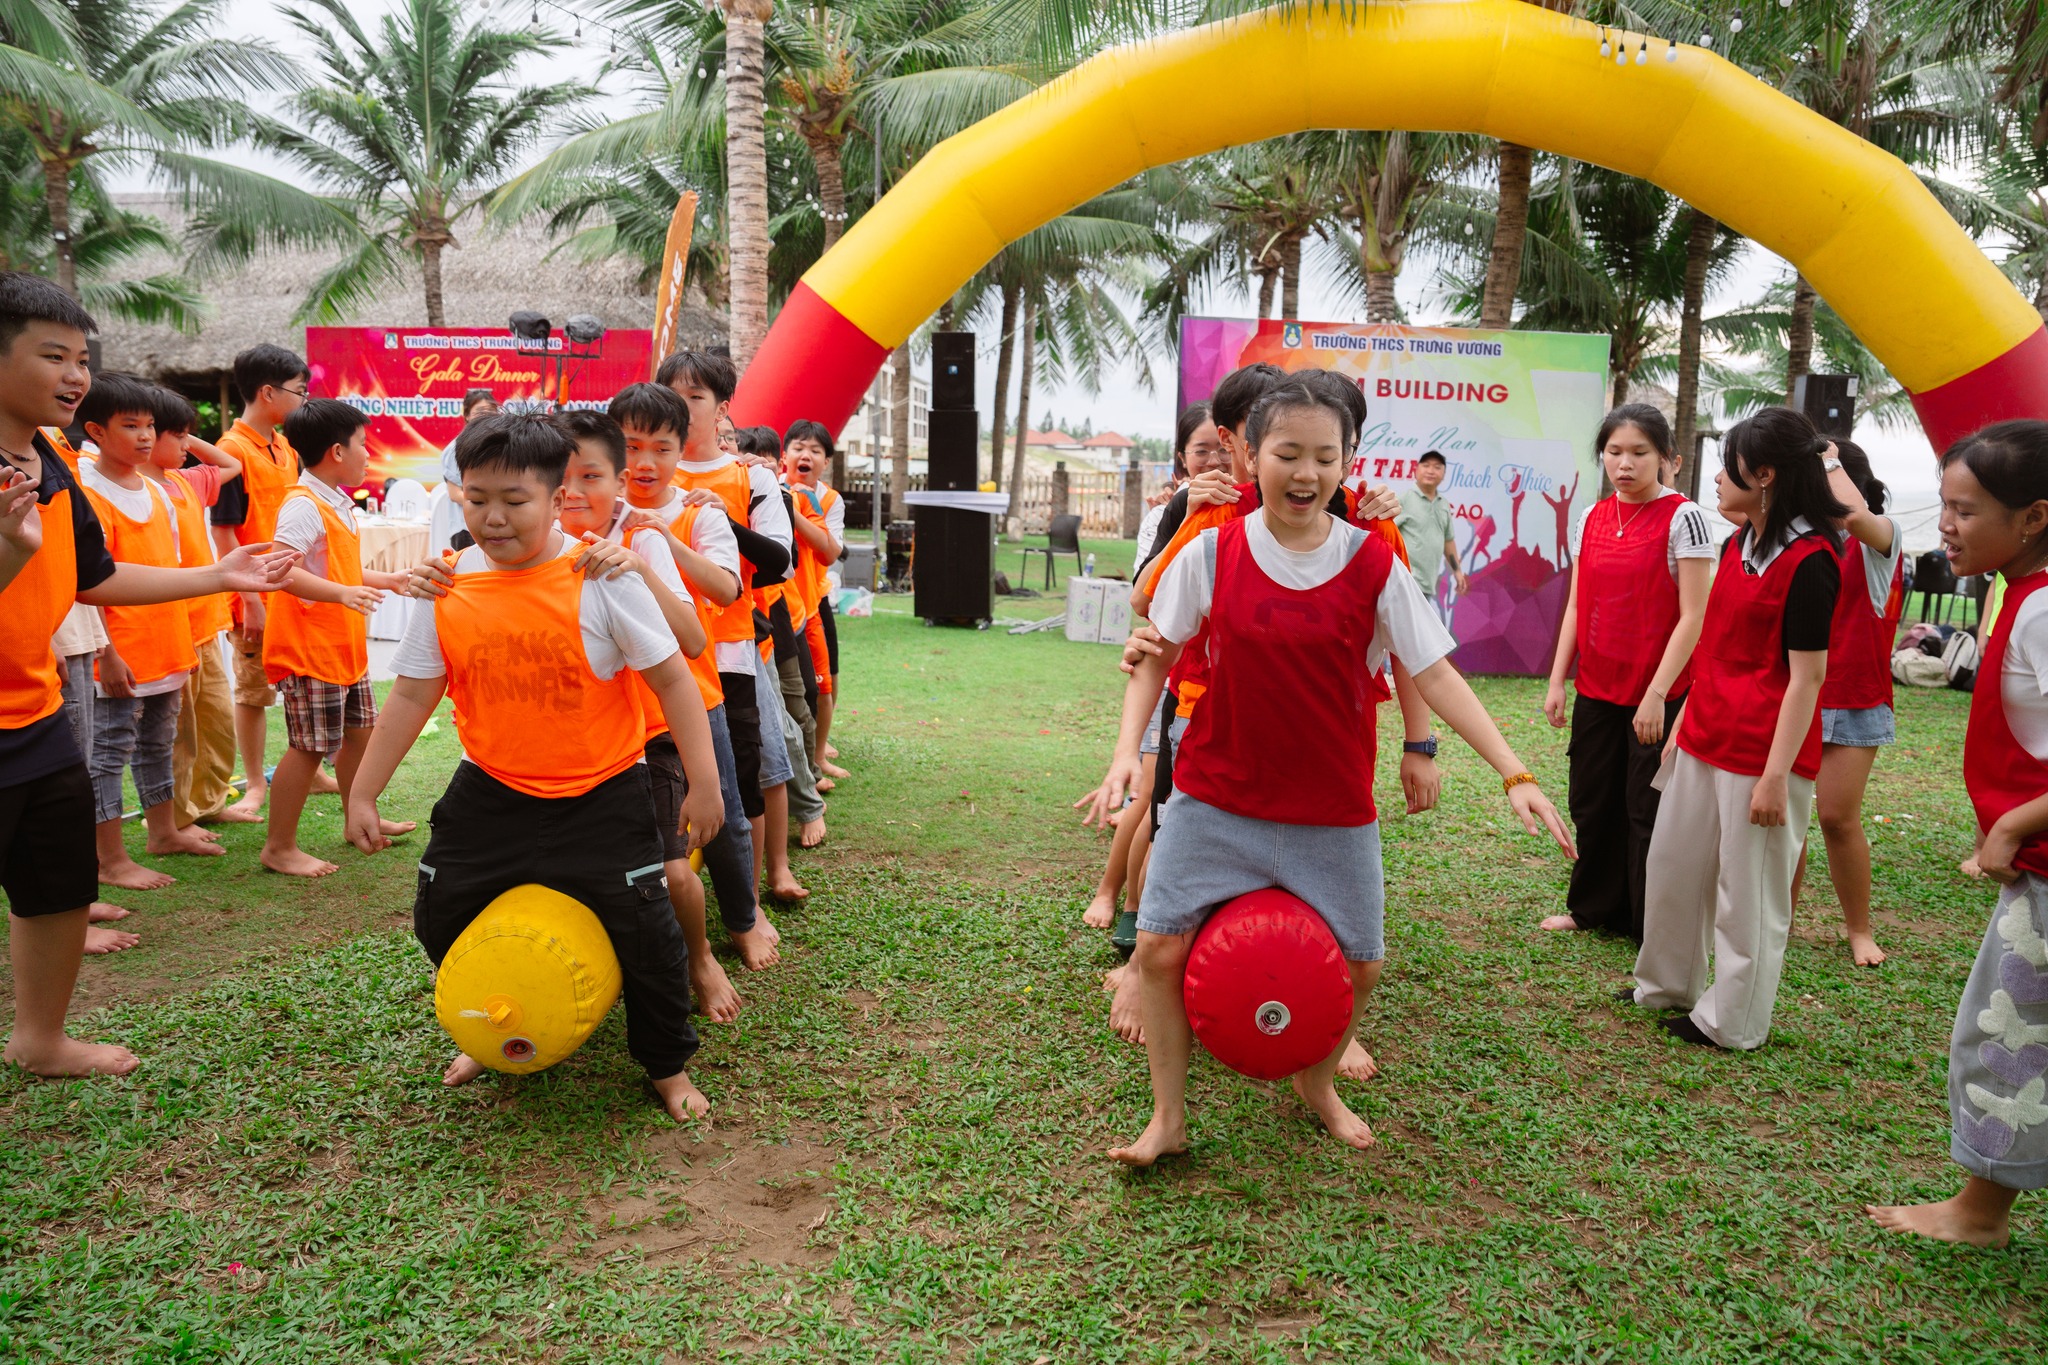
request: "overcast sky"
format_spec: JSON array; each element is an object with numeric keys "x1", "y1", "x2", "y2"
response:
[{"x1": 137, "y1": 0, "x2": 1946, "y2": 542}]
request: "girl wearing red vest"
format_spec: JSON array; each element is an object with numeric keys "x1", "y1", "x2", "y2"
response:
[
  {"x1": 1789, "y1": 441, "x2": 1907, "y2": 968},
  {"x1": 1089, "y1": 381, "x2": 1573, "y2": 1167},
  {"x1": 346, "y1": 414, "x2": 721, "y2": 1124},
  {"x1": 1629, "y1": 407, "x2": 1847, "y2": 1050},
  {"x1": 1868, "y1": 420, "x2": 2048, "y2": 1247},
  {"x1": 1541, "y1": 404, "x2": 1715, "y2": 942}
]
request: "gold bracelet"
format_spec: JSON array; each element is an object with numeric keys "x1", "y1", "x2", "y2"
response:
[{"x1": 1503, "y1": 772, "x2": 1538, "y2": 794}]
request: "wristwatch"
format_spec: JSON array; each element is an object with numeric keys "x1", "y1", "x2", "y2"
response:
[{"x1": 1403, "y1": 737, "x2": 1439, "y2": 758}]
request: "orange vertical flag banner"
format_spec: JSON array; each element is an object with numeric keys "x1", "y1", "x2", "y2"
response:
[{"x1": 651, "y1": 191, "x2": 699, "y2": 378}]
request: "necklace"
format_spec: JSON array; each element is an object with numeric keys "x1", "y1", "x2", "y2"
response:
[{"x1": 1613, "y1": 497, "x2": 1654, "y2": 537}]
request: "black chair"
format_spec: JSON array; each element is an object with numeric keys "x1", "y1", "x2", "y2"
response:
[
  {"x1": 1021, "y1": 513, "x2": 1083, "y2": 590},
  {"x1": 1913, "y1": 550, "x2": 1968, "y2": 625}
]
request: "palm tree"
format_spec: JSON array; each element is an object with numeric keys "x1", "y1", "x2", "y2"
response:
[
  {"x1": 238, "y1": 0, "x2": 591, "y2": 326},
  {"x1": 0, "y1": 0, "x2": 314, "y2": 298},
  {"x1": 1691, "y1": 280, "x2": 1919, "y2": 431},
  {"x1": 1326, "y1": 130, "x2": 1483, "y2": 323},
  {"x1": 0, "y1": 121, "x2": 203, "y2": 328},
  {"x1": 720, "y1": 0, "x2": 775, "y2": 366}
]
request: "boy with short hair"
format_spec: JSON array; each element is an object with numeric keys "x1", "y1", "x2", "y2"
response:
[
  {"x1": 264, "y1": 398, "x2": 414, "y2": 877},
  {"x1": 345, "y1": 413, "x2": 719, "y2": 1121},
  {"x1": 609, "y1": 384, "x2": 784, "y2": 969},
  {"x1": 214, "y1": 343, "x2": 309, "y2": 820},
  {"x1": 75, "y1": 372, "x2": 218, "y2": 890},
  {"x1": 0, "y1": 271, "x2": 297, "y2": 1077},
  {"x1": 147, "y1": 388, "x2": 247, "y2": 831}
]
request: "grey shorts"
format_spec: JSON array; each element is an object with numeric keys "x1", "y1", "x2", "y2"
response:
[
  {"x1": 752, "y1": 650, "x2": 794, "y2": 789},
  {"x1": 1139, "y1": 790, "x2": 1385, "y2": 962},
  {"x1": 1139, "y1": 692, "x2": 1191, "y2": 757},
  {"x1": 1821, "y1": 704, "x2": 1895, "y2": 748}
]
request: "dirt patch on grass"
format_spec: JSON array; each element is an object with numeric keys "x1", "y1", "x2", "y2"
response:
[{"x1": 570, "y1": 1128, "x2": 841, "y2": 1270}]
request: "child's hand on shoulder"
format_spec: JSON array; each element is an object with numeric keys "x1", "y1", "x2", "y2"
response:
[
  {"x1": 1186, "y1": 469, "x2": 1239, "y2": 510},
  {"x1": 572, "y1": 533, "x2": 643, "y2": 582},
  {"x1": 402, "y1": 556, "x2": 455, "y2": 599},
  {"x1": 618, "y1": 507, "x2": 671, "y2": 537},
  {"x1": 679, "y1": 488, "x2": 722, "y2": 509},
  {"x1": 1355, "y1": 483, "x2": 1399, "y2": 522}
]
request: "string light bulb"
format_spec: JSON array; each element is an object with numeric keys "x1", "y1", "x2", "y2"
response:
[
  {"x1": 1731, "y1": 14, "x2": 1745, "y2": 33},
  {"x1": 1666, "y1": 39, "x2": 1678, "y2": 61},
  {"x1": 1615, "y1": 43, "x2": 1627, "y2": 65},
  {"x1": 1599, "y1": 27, "x2": 1611, "y2": 57},
  {"x1": 1636, "y1": 38, "x2": 1648, "y2": 64},
  {"x1": 1701, "y1": 30, "x2": 1713, "y2": 46}
]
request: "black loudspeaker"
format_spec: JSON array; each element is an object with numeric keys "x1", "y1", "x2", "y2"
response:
[
  {"x1": 1792, "y1": 373, "x2": 1857, "y2": 438},
  {"x1": 912, "y1": 505, "x2": 994, "y2": 625},
  {"x1": 927, "y1": 409, "x2": 979, "y2": 491},
  {"x1": 931, "y1": 331, "x2": 975, "y2": 410}
]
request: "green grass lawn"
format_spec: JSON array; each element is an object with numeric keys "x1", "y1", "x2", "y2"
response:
[{"x1": 4, "y1": 611, "x2": 2045, "y2": 1362}]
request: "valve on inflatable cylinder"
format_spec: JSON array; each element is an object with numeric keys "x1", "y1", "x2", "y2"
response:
[{"x1": 1181, "y1": 888, "x2": 1354, "y2": 1081}]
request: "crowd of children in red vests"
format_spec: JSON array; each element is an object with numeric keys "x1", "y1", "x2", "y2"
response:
[{"x1": 4, "y1": 273, "x2": 2046, "y2": 1246}]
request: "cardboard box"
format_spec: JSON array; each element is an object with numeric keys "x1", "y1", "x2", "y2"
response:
[{"x1": 1065, "y1": 577, "x2": 1132, "y2": 644}]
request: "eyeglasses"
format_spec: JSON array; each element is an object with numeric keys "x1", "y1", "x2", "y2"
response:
[
  {"x1": 1186, "y1": 443, "x2": 1226, "y2": 460},
  {"x1": 273, "y1": 384, "x2": 310, "y2": 401}
]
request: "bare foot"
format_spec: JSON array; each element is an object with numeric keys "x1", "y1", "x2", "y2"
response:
[
  {"x1": 87, "y1": 901, "x2": 131, "y2": 923},
  {"x1": 1108, "y1": 966, "x2": 1145, "y2": 1046},
  {"x1": 1082, "y1": 892, "x2": 1116, "y2": 929},
  {"x1": 814, "y1": 776, "x2": 835, "y2": 794},
  {"x1": 443, "y1": 1053, "x2": 486, "y2": 1087},
  {"x1": 220, "y1": 790, "x2": 265, "y2": 821},
  {"x1": 4, "y1": 1035, "x2": 140, "y2": 1077},
  {"x1": 652, "y1": 1068, "x2": 712, "y2": 1121},
  {"x1": 1338, "y1": 1040, "x2": 1380, "y2": 1082},
  {"x1": 823, "y1": 743, "x2": 839, "y2": 760},
  {"x1": 1109, "y1": 1114, "x2": 1188, "y2": 1167},
  {"x1": 310, "y1": 767, "x2": 340, "y2": 795},
  {"x1": 1290, "y1": 1074, "x2": 1378, "y2": 1150},
  {"x1": 1866, "y1": 1198, "x2": 2010, "y2": 1247},
  {"x1": 1101, "y1": 963, "x2": 1127, "y2": 993},
  {"x1": 100, "y1": 857, "x2": 174, "y2": 891},
  {"x1": 820, "y1": 760, "x2": 850, "y2": 780},
  {"x1": 261, "y1": 846, "x2": 339, "y2": 878},
  {"x1": 1848, "y1": 932, "x2": 1887, "y2": 968},
  {"x1": 379, "y1": 818, "x2": 417, "y2": 837},
  {"x1": 692, "y1": 952, "x2": 743, "y2": 1022},
  {"x1": 731, "y1": 923, "x2": 781, "y2": 971},
  {"x1": 145, "y1": 827, "x2": 227, "y2": 858},
  {"x1": 798, "y1": 817, "x2": 827, "y2": 848},
  {"x1": 83, "y1": 925, "x2": 141, "y2": 955},
  {"x1": 756, "y1": 909, "x2": 782, "y2": 946},
  {"x1": 766, "y1": 873, "x2": 810, "y2": 903},
  {"x1": 1538, "y1": 914, "x2": 1581, "y2": 932}
]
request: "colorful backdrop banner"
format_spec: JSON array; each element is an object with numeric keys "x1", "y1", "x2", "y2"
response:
[
  {"x1": 306, "y1": 326, "x2": 654, "y2": 484},
  {"x1": 1178, "y1": 317, "x2": 1610, "y2": 675}
]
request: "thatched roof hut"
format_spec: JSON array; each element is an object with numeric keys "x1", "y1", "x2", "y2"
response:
[{"x1": 102, "y1": 195, "x2": 727, "y2": 415}]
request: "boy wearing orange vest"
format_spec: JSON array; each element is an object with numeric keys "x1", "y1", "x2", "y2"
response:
[
  {"x1": 345, "y1": 414, "x2": 721, "y2": 1121},
  {"x1": 214, "y1": 344, "x2": 309, "y2": 821},
  {"x1": 607, "y1": 388, "x2": 782, "y2": 970},
  {"x1": 147, "y1": 389, "x2": 247, "y2": 832},
  {"x1": 75, "y1": 373, "x2": 220, "y2": 891},
  {"x1": 1, "y1": 273, "x2": 298, "y2": 1078},
  {"x1": 655, "y1": 354, "x2": 809, "y2": 905},
  {"x1": 263, "y1": 399, "x2": 415, "y2": 878},
  {"x1": 782, "y1": 421, "x2": 848, "y2": 785}
]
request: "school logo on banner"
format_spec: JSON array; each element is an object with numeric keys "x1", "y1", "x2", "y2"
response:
[{"x1": 1282, "y1": 322, "x2": 1304, "y2": 349}]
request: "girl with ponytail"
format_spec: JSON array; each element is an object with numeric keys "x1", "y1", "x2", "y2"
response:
[{"x1": 1625, "y1": 406, "x2": 1846, "y2": 1050}]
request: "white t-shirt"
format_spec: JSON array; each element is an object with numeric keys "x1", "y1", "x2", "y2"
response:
[
  {"x1": 272, "y1": 472, "x2": 359, "y2": 578},
  {"x1": 627, "y1": 491, "x2": 749, "y2": 672},
  {"x1": 679, "y1": 454, "x2": 793, "y2": 571},
  {"x1": 2002, "y1": 588, "x2": 2048, "y2": 762},
  {"x1": 1846, "y1": 516, "x2": 1906, "y2": 615},
  {"x1": 391, "y1": 535, "x2": 680, "y2": 685},
  {"x1": 1568, "y1": 487, "x2": 1716, "y2": 579},
  {"x1": 80, "y1": 462, "x2": 188, "y2": 697},
  {"x1": 1134, "y1": 500, "x2": 1170, "y2": 567},
  {"x1": 1149, "y1": 513, "x2": 1457, "y2": 678}
]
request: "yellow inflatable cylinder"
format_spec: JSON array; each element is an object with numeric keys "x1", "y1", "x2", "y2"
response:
[{"x1": 434, "y1": 884, "x2": 622, "y2": 1074}]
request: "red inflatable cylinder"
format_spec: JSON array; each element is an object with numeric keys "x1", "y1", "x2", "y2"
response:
[{"x1": 1182, "y1": 888, "x2": 1354, "y2": 1081}]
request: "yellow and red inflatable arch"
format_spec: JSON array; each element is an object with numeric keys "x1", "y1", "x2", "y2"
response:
[{"x1": 732, "y1": 0, "x2": 2048, "y2": 452}]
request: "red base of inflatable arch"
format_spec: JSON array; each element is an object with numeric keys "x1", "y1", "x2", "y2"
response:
[
  {"x1": 1182, "y1": 889, "x2": 1354, "y2": 1082},
  {"x1": 1910, "y1": 326, "x2": 2048, "y2": 455},
  {"x1": 732, "y1": 284, "x2": 888, "y2": 438}
]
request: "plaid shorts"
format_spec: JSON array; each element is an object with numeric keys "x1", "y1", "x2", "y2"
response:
[{"x1": 280, "y1": 675, "x2": 376, "y2": 756}]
